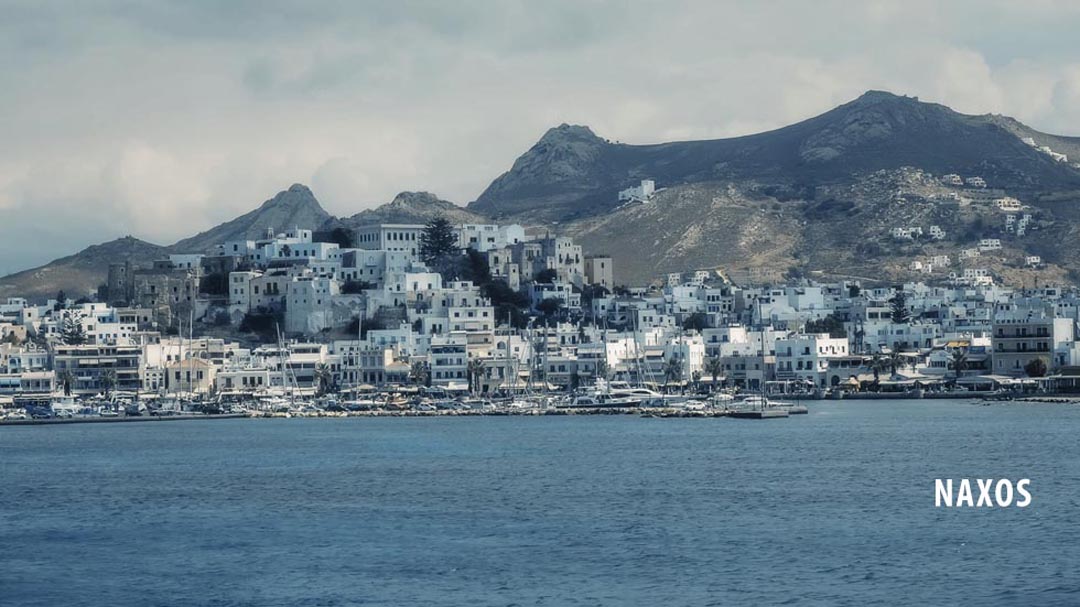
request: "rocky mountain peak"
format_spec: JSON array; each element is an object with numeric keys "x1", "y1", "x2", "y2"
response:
[
  {"x1": 387, "y1": 191, "x2": 445, "y2": 208},
  {"x1": 262, "y1": 183, "x2": 323, "y2": 211},
  {"x1": 537, "y1": 123, "x2": 602, "y2": 145}
]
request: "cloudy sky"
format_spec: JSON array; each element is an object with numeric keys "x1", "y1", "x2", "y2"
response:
[{"x1": 2, "y1": 0, "x2": 1080, "y2": 274}]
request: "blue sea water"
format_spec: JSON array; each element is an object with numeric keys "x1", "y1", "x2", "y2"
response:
[{"x1": 2, "y1": 399, "x2": 1080, "y2": 606}]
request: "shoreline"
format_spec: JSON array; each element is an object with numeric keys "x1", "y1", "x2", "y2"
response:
[{"x1": 4, "y1": 395, "x2": 1079, "y2": 427}]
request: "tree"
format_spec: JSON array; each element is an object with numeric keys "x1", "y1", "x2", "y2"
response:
[
  {"x1": 889, "y1": 290, "x2": 910, "y2": 324},
  {"x1": 199, "y1": 271, "x2": 229, "y2": 296},
  {"x1": 950, "y1": 349, "x2": 968, "y2": 381},
  {"x1": 462, "y1": 249, "x2": 492, "y2": 285},
  {"x1": 580, "y1": 284, "x2": 610, "y2": 311},
  {"x1": 60, "y1": 312, "x2": 87, "y2": 346},
  {"x1": 888, "y1": 351, "x2": 904, "y2": 376},
  {"x1": 534, "y1": 268, "x2": 558, "y2": 284},
  {"x1": 327, "y1": 227, "x2": 354, "y2": 249},
  {"x1": 1024, "y1": 357, "x2": 1048, "y2": 378},
  {"x1": 681, "y1": 313, "x2": 709, "y2": 332},
  {"x1": 467, "y1": 358, "x2": 486, "y2": 395},
  {"x1": 868, "y1": 353, "x2": 888, "y2": 386},
  {"x1": 595, "y1": 359, "x2": 609, "y2": 380},
  {"x1": 663, "y1": 356, "x2": 684, "y2": 392},
  {"x1": 482, "y1": 279, "x2": 529, "y2": 309},
  {"x1": 805, "y1": 313, "x2": 847, "y2": 338},
  {"x1": 100, "y1": 368, "x2": 117, "y2": 399},
  {"x1": 704, "y1": 356, "x2": 724, "y2": 392},
  {"x1": 58, "y1": 369, "x2": 75, "y2": 396},
  {"x1": 54, "y1": 290, "x2": 67, "y2": 311},
  {"x1": 419, "y1": 217, "x2": 458, "y2": 266},
  {"x1": 410, "y1": 361, "x2": 430, "y2": 387},
  {"x1": 341, "y1": 279, "x2": 375, "y2": 294},
  {"x1": 536, "y1": 298, "x2": 563, "y2": 325},
  {"x1": 2, "y1": 332, "x2": 21, "y2": 345},
  {"x1": 314, "y1": 363, "x2": 335, "y2": 396}
]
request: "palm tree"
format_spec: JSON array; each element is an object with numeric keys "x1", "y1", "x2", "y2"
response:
[
  {"x1": 704, "y1": 356, "x2": 724, "y2": 393},
  {"x1": 313, "y1": 363, "x2": 333, "y2": 396},
  {"x1": 868, "y1": 353, "x2": 888, "y2": 386},
  {"x1": 58, "y1": 369, "x2": 75, "y2": 396},
  {"x1": 950, "y1": 349, "x2": 969, "y2": 381},
  {"x1": 409, "y1": 361, "x2": 430, "y2": 387},
  {"x1": 888, "y1": 351, "x2": 903, "y2": 376},
  {"x1": 100, "y1": 369, "x2": 117, "y2": 400},
  {"x1": 467, "y1": 358, "x2": 486, "y2": 395},
  {"x1": 663, "y1": 356, "x2": 684, "y2": 393},
  {"x1": 594, "y1": 359, "x2": 609, "y2": 381}
]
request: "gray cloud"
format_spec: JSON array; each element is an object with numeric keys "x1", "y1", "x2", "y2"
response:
[{"x1": 2, "y1": 0, "x2": 1080, "y2": 273}]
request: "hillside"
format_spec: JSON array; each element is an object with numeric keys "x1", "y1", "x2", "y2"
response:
[
  {"x1": 0, "y1": 236, "x2": 167, "y2": 301},
  {"x1": 471, "y1": 91, "x2": 1080, "y2": 223},
  {"x1": 0, "y1": 187, "x2": 484, "y2": 301},
  {"x1": 323, "y1": 191, "x2": 487, "y2": 232},
  {"x1": 171, "y1": 184, "x2": 333, "y2": 253},
  {"x1": 7, "y1": 90, "x2": 1080, "y2": 295}
]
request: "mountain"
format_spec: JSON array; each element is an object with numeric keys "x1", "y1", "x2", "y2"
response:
[
  {"x1": 172, "y1": 183, "x2": 333, "y2": 253},
  {"x1": 323, "y1": 191, "x2": 487, "y2": 232},
  {"x1": 471, "y1": 90, "x2": 1080, "y2": 284},
  {"x1": 0, "y1": 186, "x2": 485, "y2": 301},
  {"x1": 0, "y1": 236, "x2": 167, "y2": 301},
  {"x1": 471, "y1": 91, "x2": 1080, "y2": 222},
  {"x1": 7, "y1": 90, "x2": 1080, "y2": 297}
]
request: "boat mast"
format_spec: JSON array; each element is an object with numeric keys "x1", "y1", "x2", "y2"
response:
[
  {"x1": 188, "y1": 308, "x2": 194, "y2": 400},
  {"x1": 760, "y1": 325, "x2": 767, "y2": 411},
  {"x1": 504, "y1": 308, "x2": 512, "y2": 396}
]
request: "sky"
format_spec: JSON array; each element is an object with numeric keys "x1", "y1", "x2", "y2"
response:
[{"x1": 3, "y1": 0, "x2": 1080, "y2": 274}]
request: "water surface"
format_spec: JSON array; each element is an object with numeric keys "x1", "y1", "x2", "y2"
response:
[{"x1": 2, "y1": 399, "x2": 1078, "y2": 606}]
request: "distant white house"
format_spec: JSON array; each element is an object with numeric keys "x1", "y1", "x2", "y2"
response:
[
  {"x1": 890, "y1": 227, "x2": 923, "y2": 241},
  {"x1": 965, "y1": 176, "x2": 987, "y2": 188},
  {"x1": 1026, "y1": 256, "x2": 1042, "y2": 267},
  {"x1": 928, "y1": 225, "x2": 946, "y2": 240},
  {"x1": 995, "y1": 197, "x2": 1023, "y2": 212},
  {"x1": 978, "y1": 238, "x2": 1002, "y2": 252},
  {"x1": 619, "y1": 180, "x2": 656, "y2": 203},
  {"x1": 941, "y1": 174, "x2": 963, "y2": 186}
]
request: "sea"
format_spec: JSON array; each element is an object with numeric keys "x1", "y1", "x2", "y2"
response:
[{"x1": 2, "y1": 399, "x2": 1079, "y2": 606}]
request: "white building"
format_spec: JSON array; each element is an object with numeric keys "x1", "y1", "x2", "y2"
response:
[
  {"x1": 995, "y1": 197, "x2": 1023, "y2": 212},
  {"x1": 775, "y1": 334, "x2": 849, "y2": 388},
  {"x1": 456, "y1": 224, "x2": 525, "y2": 252},
  {"x1": 618, "y1": 180, "x2": 656, "y2": 203},
  {"x1": 355, "y1": 224, "x2": 426, "y2": 260}
]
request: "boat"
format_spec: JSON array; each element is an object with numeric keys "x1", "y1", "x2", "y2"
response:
[{"x1": 50, "y1": 394, "x2": 80, "y2": 418}]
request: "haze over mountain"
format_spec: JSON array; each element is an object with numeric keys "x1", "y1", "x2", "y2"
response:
[{"x1": 5, "y1": 90, "x2": 1080, "y2": 299}]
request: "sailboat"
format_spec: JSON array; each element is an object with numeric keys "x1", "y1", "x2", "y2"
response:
[{"x1": 730, "y1": 327, "x2": 789, "y2": 419}]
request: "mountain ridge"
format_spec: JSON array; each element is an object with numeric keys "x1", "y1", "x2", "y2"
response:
[
  {"x1": 6, "y1": 90, "x2": 1080, "y2": 298},
  {"x1": 470, "y1": 90, "x2": 1080, "y2": 222}
]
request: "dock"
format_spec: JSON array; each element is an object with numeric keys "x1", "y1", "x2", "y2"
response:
[{"x1": 729, "y1": 409, "x2": 790, "y2": 419}]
